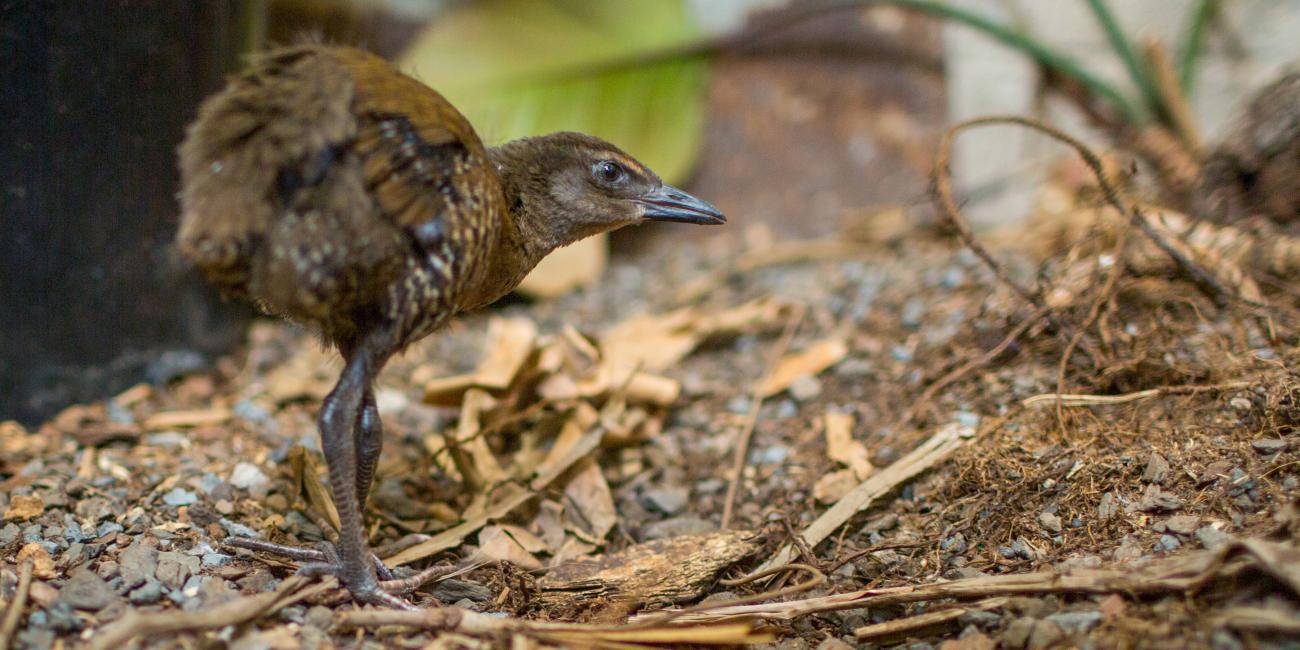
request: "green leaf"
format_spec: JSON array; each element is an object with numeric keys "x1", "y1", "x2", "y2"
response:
[{"x1": 398, "y1": 0, "x2": 707, "y2": 184}]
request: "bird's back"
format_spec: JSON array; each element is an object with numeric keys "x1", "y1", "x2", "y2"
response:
[{"x1": 177, "y1": 45, "x2": 504, "y2": 345}]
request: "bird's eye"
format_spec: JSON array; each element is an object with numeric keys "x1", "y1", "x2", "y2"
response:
[{"x1": 593, "y1": 160, "x2": 627, "y2": 185}]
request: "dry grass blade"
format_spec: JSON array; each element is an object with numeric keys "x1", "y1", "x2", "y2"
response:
[
  {"x1": 1217, "y1": 607, "x2": 1300, "y2": 634},
  {"x1": 84, "y1": 575, "x2": 332, "y2": 650},
  {"x1": 755, "y1": 422, "x2": 967, "y2": 574},
  {"x1": 337, "y1": 607, "x2": 773, "y2": 646},
  {"x1": 673, "y1": 538, "x2": 1296, "y2": 625},
  {"x1": 0, "y1": 560, "x2": 33, "y2": 650},
  {"x1": 1023, "y1": 381, "x2": 1253, "y2": 407},
  {"x1": 855, "y1": 597, "x2": 1010, "y2": 640}
]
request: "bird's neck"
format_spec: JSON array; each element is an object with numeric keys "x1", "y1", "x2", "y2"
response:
[{"x1": 457, "y1": 149, "x2": 554, "y2": 310}]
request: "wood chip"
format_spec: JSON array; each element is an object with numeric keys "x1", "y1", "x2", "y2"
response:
[
  {"x1": 536, "y1": 530, "x2": 760, "y2": 608},
  {"x1": 142, "y1": 408, "x2": 231, "y2": 430},
  {"x1": 757, "y1": 338, "x2": 848, "y2": 397},
  {"x1": 474, "y1": 317, "x2": 538, "y2": 389},
  {"x1": 824, "y1": 410, "x2": 873, "y2": 480}
]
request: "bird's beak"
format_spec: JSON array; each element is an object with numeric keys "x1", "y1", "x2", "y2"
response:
[{"x1": 636, "y1": 184, "x2": 726, "y2": 225}]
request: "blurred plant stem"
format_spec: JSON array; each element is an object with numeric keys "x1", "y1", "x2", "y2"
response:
[
  {"x1": 1083, "y1": 0, "x2": 1161, "y2": 123},
  {"x1": 1177, "y1": 0, "x2": 1220, "y2": 94}
]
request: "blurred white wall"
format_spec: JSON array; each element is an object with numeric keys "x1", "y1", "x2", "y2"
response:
[{"x1": 944, "y1": 0, "x2": 1300, "y2": 227}]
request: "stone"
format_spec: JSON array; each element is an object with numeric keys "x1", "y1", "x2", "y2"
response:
[
  {"x1": 641, "y1": 516, "x2": 715, "y2": 540},
  {"x1": 1165, "y1": 515, "x2": 1200, "y2": 535},
  {"x1": 1047, "y1": 610, "x2": 1102, "y2": 634},
  {"x1": 228, "y1": 462, "x2": 269, "y2": 490},
  {"x1": 220, "y1": 518, "x2": 261, "y2": 538},
  {"x1": 1038, "y1": 511, "x2": 1062, "y2": 533},
  {"x1": 1155, "y1": 534, "x2": 1181, "y2": 552},
  {"x1": 202, "y1": 552, "x2": 231, "y2": 567},
  {"x1": 1138, "y1": 485, "x2": 1183, "y2": 512},
  {"x1": 815, "y1": 638, "x2": 856, "y2": 650},
  {"x1": 1142, "y1": 453, "x2": 1171, "y2": 483},
  {"x1": 789, "y1": 375, "x2": 823, "y2": 402},
  {"x1": 1196, "y1": 525, "x2": 1234, "y2": 550},
  {"x1": 128, "y1": 580, "x2": 163, "y2": 605},
  {"x1": 4, "y1": 494, "x2": 43, "y2": 520},
  {"x1": 0, "y1": 522, "x2": 20, "y2": 545},
  {"x1": 119, "y1": 543, "x2": 158, "y2": 589},
  {"x1": 1027, "y1": 619, "x2": 1064, "y2": 649},
  {"x1": 17, "y1": 543, "x2": 55, "y2": 579},
  {"x1": 161, "y1": 488, "x2": 198, "y2": 507},
  {"x1": 156, "y1": 551, "x2": 199, "y2": 590},
  {"x1": 57, "y1": 567, "x2": 119, "y2": 611},
  {"x1": 640, "y1": 486, "x2": 689, "y2": 516},
  {"x1": 1002, "y1": 617, "x2": 1036, "y2": 649},
  {"x1": 1251, "y1": 438, "x2": 1287, "y2": 455},
  {"x1": 73, "y1": 497, "x2": 114, "y2": 522},
  {"x1": 1098, "y1": 492, "x2": 1117, "y2": 520}
]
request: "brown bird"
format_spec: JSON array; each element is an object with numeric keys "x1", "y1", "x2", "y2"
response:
[{"x1": 177, "y1": 44, "x2": 724, "y2": 608}]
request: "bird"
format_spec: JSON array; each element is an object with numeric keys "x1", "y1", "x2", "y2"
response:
[{"x1": 175, "y1": 43, "x2": 725, "y2": 609}]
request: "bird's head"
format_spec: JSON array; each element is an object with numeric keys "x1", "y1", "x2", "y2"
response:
[{"x1": 489, "y1": 132, "x2": 725, "y2": 252}]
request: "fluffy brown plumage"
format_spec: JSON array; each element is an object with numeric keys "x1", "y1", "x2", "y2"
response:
[{"x1": 176, "y1": 43, "x2": 723, "y2": 608}]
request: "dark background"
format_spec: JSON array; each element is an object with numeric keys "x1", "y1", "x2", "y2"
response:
[{"x1": 0, "y1": 1, "x2": 256, "y2": 425}]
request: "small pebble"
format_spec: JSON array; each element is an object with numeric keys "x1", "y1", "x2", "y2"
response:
[
  {"x1": 1196, "y1": 525, "x2": 1233, "y2": 550},
  {"x1": 1047, "y1": 610, "x2": 1102, "y2": 634},
  {"x1": 57, "y1": 567, "x2": 118, "y2": 611},
  {"x1": 161, "y1": 488, "x2": 198, "y2": 507},
  {"x1": 128, "y1": 580, "x2": 163, "y2": 605},
  {"x1": 202, "y1": 552, "x2": 232, "y2": 567},
  {"x1": 640, "y1": 486, "x2": 689, "y2": 516},
  {"x1": 1155, "y1": 534, "x2": 1181, "y2": 552},
  {"x1": 1165, "y1": 515, "x2": 1200, "y2": 535},
  {"x1": 1142, "y1": 453, "x2": 1171, "y2": 483},
  {"x1": 220, "y1": 518, "x2": 261, "y2": 539},
  {"x1": 788, "y1": 376, "x2": 822, "y2": 401},
  {"x1": 197, "y1": 473, "x2": 223, "y2": 495},
  {"x1": 228, "y1": 462, "x2": 269, "y2": 491},
  {"x1": 755, "y1": 445, "x2": 790, "y2": 465},
  {"x1": 726, "y1": 396, "x2": 751, "y2": 415},
  {"x1": 1251, "y1": 438, "x2": 1287, "y2": 455},
  {"x1": 775, "y1": 400, "x2": 798, "y2": 418},
  {"x1": 1038, "y1": 511, "x2": 1062, "y2": 534},
  {"x1": 641, "y1": 516, "x2": 715, "y2": 540}
]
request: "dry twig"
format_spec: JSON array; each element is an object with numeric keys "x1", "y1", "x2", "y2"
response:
[
  {"x1": 0, "y1": 560, "x2": 33, "y2": 650},
  {"x1": 755, "y1": 422, "x2": 968, "y2": 574},
  {"x1": 721, "y1": 306, "x2": 805, "y2": 529},
  {"x1": 86, "y1": 575, "x2": 334, "y2": 650}
]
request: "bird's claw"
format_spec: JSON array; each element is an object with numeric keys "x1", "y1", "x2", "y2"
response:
[{"x1": 224, "y1": 536, "x2": 459, "y2": 607}]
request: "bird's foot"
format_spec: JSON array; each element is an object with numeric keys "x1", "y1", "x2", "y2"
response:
[{"x1": 225, "y1": 537, "x2": 458, "y2": 607}]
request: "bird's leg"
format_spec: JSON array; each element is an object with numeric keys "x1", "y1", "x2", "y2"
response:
[
  {"x1": 224, "y1": 330, "x2": 460, "y2": 605},
  {"x1": 354, "y1": 387, "x2": 395, "y2": 580},
  {"x1": 291, "y1": 327, "x2": 415, "y2": 608},
  {"x1": 355, "y1": 388, "x2": 383, "y2": 514}
]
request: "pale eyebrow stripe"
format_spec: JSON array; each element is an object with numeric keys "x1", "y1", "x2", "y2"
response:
[{"x1": 602, "y1": 152, "x2": 649, "y2": 177}]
